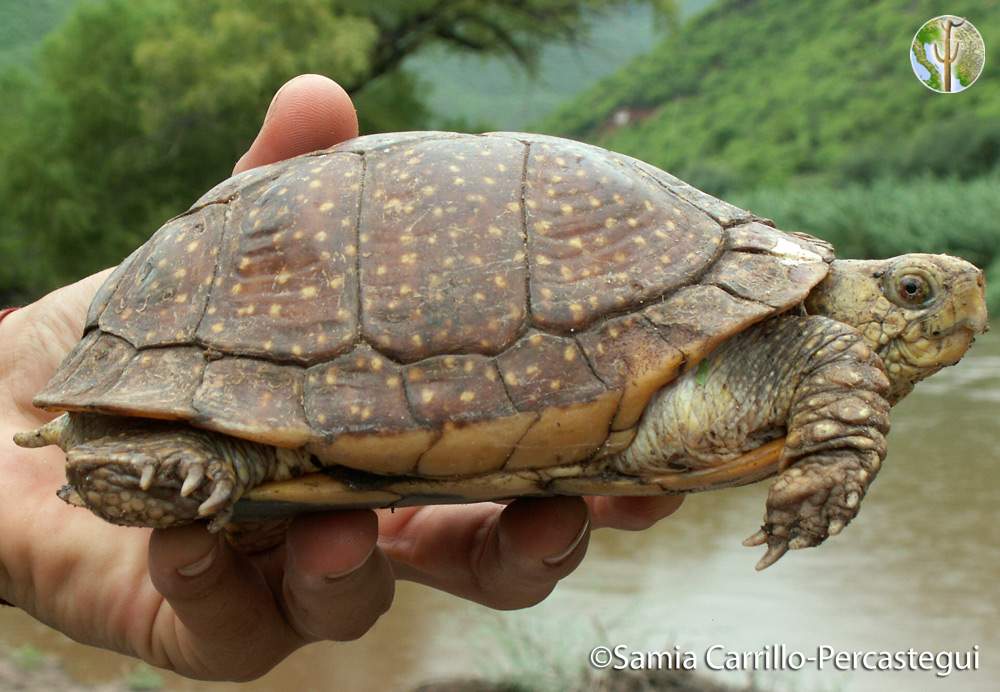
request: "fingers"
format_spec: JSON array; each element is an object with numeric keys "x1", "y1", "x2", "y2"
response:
[
  {"x1": 587, "y1": 495, "x2": 685, "y2": 530},
  {"x1": 148, "y1": 524, "x2": 298, "y2": 680},
  {"x1": 234, "y1": 74, "x2": 358, "y2": 174},
  {"x1": 382, "y1": 497, "x2": 590, "y2": 610},
  {"x1": 281, "y1": 511, "x2": 394, "y2": 642}
]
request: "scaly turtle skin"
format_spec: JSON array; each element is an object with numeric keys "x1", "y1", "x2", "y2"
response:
[{"x1": 14, "y1": 132, "x2": 988, "y2": 569}]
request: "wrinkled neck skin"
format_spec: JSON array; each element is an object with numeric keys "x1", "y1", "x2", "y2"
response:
[{"x1": 804, "y1": 255, "x2": 988, "y2": 404}]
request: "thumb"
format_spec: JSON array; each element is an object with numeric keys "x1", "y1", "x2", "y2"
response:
[{"x1": 234, "y1": 74, "x2": 358, "y2": 174}]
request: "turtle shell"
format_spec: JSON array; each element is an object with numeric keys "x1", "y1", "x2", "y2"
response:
[{"x1": 36, "y1": 132, "x2": 833, "y2": 478}]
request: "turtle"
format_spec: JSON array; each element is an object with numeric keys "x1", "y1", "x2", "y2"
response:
[{"x1": 14, "y1": 131, "x2": 988, "y2": 570}]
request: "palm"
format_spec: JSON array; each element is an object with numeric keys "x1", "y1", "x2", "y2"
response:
[{"x1": 0, "y1": 271, "x2": 166, "y2": 653}]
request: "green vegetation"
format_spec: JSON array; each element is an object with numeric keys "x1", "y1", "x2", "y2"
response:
[
  {"x1": 732, "y1": 176, "x2": 1000, "y2": 309},
  {"x1": 0, "y1": 0, "x2": 76, "y2": 67},
  {"x1": 124, "y1": 663, "x2": 163, "y2": 691},
  {"x1": 543, "y1": 0, "x2": 1000, "y2": 189},
  {"x1": 9, "y1": 644, "x2": 46, "y2": 672},
  {"x1": 0, "y1": 0, "x2": 646, "y2": 303},
  {"x1": 544, "y1": 0, "x2": 1000, "y2": 309}
]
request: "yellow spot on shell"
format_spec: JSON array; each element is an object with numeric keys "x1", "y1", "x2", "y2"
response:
[
  {"x1": 560, "y1": 203, "x2": 573, "y2": 215},
  {"x1": 460, "y1": 391, "x2": 476, "y2": 402},
  {"x1": 563, "y1": 346, "x2": 577, "y2": 361},
  {"x1": 173, "y1": 269, "x2": 187, "y2": 279},
  {"x1": 276, "y1": 271, "x2": 292, "y2": 285},
  {"x1": 421, "y1": 388, "x2": 435, "y2": 403},
  {"x1": 309, "y1": 180, "x2": 322, "y2": 189},
  {"x1": 210, "y1": 323, "x2": 224, "y2": 333},
  {"x1": 315, "y1": 231, "x2": 328, "y2": 242},
  {"x1": 319, "y1": 202, "x2": 334, "y2": 212},
  {"x1": 269, "y1": 304, "x2": 282, "y2": 316},
  {"x1": 230, "y1": 284, "x2": 242, "y2": 295},
  {"x1": 301, "y1": 286, "x2": 318, "y2": 299},
  {"x1": 186, "y1": 240, "x2": 200, "y2": 253},
  {"x1": 239, "y1": 258, "x2": 251, "y2": 270},
  {"x1": 494, "y1": 276, "x2": 507, "y2": 288}
]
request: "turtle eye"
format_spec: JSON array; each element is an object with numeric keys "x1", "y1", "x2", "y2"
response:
[{"x1": 895, "y1": 273, "x2": 932, "y2": 306}]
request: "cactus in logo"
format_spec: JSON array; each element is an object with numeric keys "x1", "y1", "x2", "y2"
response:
[
  {"x1": 934, "y1": 17, "x2": 964, "y2": 92},
  {"x1": 910, "y1": 16, "x2": 985, "y2": 94}
]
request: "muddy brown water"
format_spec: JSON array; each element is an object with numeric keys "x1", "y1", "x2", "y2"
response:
[{"x1": 2, "y1": 328, "x2": 998, "y2": 691}]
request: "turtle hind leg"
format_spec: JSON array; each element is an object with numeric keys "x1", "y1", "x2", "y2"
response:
[
  {"x1": 63, "y1": 424, "x2": 243, "y2": 530},
  {"x1": 47, "y1": 413, "x2": 310, "y2": 531}
]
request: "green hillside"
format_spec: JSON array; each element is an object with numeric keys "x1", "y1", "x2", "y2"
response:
[
  {"x1": 0, "y1": 0, "x2": 76, "y2": 67},
  {"x1": 542, "y1": 0, "x2": 1000, "y2": 191},
  {"x1": 409, "y1": 0, "x2": 716, "y2": 130}
]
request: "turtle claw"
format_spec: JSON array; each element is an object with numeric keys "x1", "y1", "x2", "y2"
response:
[
  {"x1": 198, "y1": 479, "x2": 235, "y2": 519},
  {"x1": 742, "y1": 528, "x2": 769, "y2": 547},
  {"x1": 181, "y1": 465, "x2": 205, "y2": 497},
  {"x1": 139, "y1": 464, "x2": 156, "y2": 491},
  {"x1": 754, "y1": 540, "x2": 788, "y2": 571}
]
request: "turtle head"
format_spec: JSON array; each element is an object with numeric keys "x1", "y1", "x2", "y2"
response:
[{"x1": 805, "y1": 254, "x2": 987, "y2": 403}]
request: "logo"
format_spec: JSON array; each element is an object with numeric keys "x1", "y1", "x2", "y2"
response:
[{"x1": 910, "y1": 16, "x2": 985, "y2": 93}]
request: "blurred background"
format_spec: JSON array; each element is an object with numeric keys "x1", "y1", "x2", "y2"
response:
[{"x1": 1, "y1": 1, "x2": 998, "y2": 691}]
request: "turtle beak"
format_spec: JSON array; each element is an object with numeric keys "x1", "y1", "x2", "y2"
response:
[{"x1": 957, "y1": 270, "x2": 989, "y2": 335}]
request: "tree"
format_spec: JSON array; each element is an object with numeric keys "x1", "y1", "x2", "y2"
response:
[{"x1": 0, "y1": 0, "x2": 652, "y2": 301}]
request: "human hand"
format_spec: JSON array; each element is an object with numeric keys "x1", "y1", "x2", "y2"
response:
[{"x1": 0, "y1": 74, "x2": 684, "y2": 681}]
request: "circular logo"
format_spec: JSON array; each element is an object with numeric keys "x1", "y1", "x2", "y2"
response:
[{"x1": 910, "y1": 16, "x2": 985, "y2": 93}]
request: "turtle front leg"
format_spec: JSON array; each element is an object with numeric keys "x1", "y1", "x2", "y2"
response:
[
  {"x1": 15, "y1": 413, "x2": 312, "y2": 531},
  {"x1": 607, "y1": 314, "x2": 892, "y2": 569},
  {"x1": 744, "y1": 327, "x2": 891, "y2": 570}
]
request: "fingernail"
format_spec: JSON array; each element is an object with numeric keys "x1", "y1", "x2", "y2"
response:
[
  {"x1": 321, "y1": 543, "x2": 376, "y2": 582},
  {"x1": 543, "y1": 518, "x2": 590, "y2": 567},
  {"x1": 177, "y1": 542, "x2": 218, "y2": 577},
  {"x1": 262, "y1": 81, "x2": 290, "y2": 126}
]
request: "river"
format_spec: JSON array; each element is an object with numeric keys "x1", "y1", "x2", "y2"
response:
[{"x1": 2, "y1": 326, "x2": 998, "y2": 691}]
